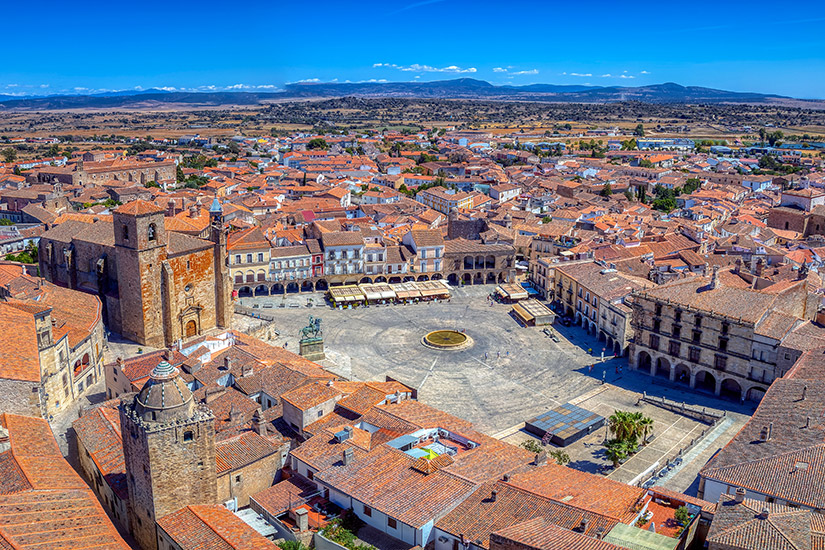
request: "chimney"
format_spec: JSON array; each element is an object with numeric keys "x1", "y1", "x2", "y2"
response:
[
  {"x1": 189, "y1": 204, "x2": 199, "y2": 218},
  {"x1": 165, "y1": 348, "x2": 174, "y2": 362},
  {"x1": 802, "y1": 385, "x2": 808, "y2": 400},
  {"x1": 205, "y1": 387, "x2": 226, "y2": 403},
  {"x1": 490, "y1": 490, "x2": 498, "y2": 502},
  {"x1": 224, "y1": 356, "x2": 232, "y2": 371},
  {"x1": 579, "y1": 518, "x2": 590, "y2": 533},
  {"x1": 252, "y1": 408, "x2": 267, "y2": 436},
  {"x1": 759, "y1": 508, "x2": 770, "y2": 520},
  {"x1": 806, "y1": 416, "x2": 811, "y2": 429},
  {"x1": 768, "y1": 422, "x2": 773, "y2": 440},
  {"x1": 595, "y1": 527, "x2": 606, "y2": 540},
  {"x1": 229, "y1": 404, "x2": 242, "y2": 424},
  {"x1": 710, "y1": 265, "x2": 720, "y2": 289},
  {"x1": 734, "y1": 487, "x2": 746, "y2": 503},
  {"x1": 116, "y1": 357, "x2": 123, "y2": 371},
  {"x1": 241, "y1": 364, "x2": 253, "y2": 377},
  {"x1": 342, "y1": 448, "x2": 354, "y2": 466},
  {"x1": 502, "y1": 473, "x2": 511, "y2": 482},
  {"x1": 294, "y1": 507, "x2": 309, "y2": 532},
  {"x1": 167, "y1": 200, "x2": 176, "y2": 217}
]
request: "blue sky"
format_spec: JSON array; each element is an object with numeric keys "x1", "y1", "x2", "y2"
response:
[{"x1": 4, "y1": 0, "x2": 824, "y2": 98}]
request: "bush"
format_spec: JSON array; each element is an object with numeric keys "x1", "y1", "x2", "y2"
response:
[
  {"x1": 674, "y1": 505, "x2": 691, "y2": 525},
  {"x1": 280, "y1": 541, "x2": 308, "y2": 550},
  {"x1": 520, "y1": 440, "x2": 543, "y2": 453}
]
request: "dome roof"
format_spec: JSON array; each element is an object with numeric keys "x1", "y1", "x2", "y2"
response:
[{"x1": 134, "y1": 361, "x2": 194, "y2": 422}]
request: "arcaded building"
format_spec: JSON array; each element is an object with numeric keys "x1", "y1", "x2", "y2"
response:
[{"x1": 38, "y1": 198, "x2": 232, "y2": 347}]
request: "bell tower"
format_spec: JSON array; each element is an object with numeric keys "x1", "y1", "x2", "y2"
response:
[
  {"x1": 120, "y1": 361, "x2": 217, "y2": 550},
  {"x1": 209, "y1": 199, "x2": 233, "y2": 328},
  {"x1": 114, "y1": 199, "x2": 168, "y2": 347}
]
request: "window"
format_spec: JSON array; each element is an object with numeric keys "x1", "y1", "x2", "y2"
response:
[
  {"x1": 363, "y1": 505, "x2": 372, "y2": 517},
  {"x1": 674, "y1": 309, "x2": 682, "y2": 323},
  {"x1": 649, "y1": 334, "x2": 659, "y2": 351},
  {"x1": 669, "y1": 340, "x2": 681, "y2": 357},
  {"x1": 653, "y1": 319, "x2": 661, "y2": 332},
  {"x1": 246, "y1": 253, "x2": 253, "y2": 263},
  {"x1": 121, "y1": 224, "x2": 129, "y2": 241},
  {"x1": 692, "y1": 330, "x2": 701, "y2": 343},
  {"x1": 235, "y1": 255, "x2": 241, "y2": 264},
  {"x1": 655, "y1": 304, "x2": 662, "y2": 316},
  {"x1": 183, "y1": 431, "x2": 194, "y2": 442},
  {"x1": 147, "y1": 223, "x2": 156, "y2": 241},
  {"x1": 258, "y1": 253, "x2": 264, "y2": 262},
  {"x1": 689, "y1": 347, "x2": 701, "y2": 363},
  {"x1": 715, "y1": 355, "x2": 727, "y2": 370},
  {"x1": 671, "y1": 325, "x2": 681, "y2": 339},
  {"x1": 719, "y1": 338, "x2": 728, "y2": 352},
  {"x1": 307, "y1": 470, "x2": 314, "y2": 480},
  {"x1": 721, "y1": 322, "x2": 729, "y2": 335},
  {"x1": 235, "y1": 475, "x2": 242, "y2": 483},
  {"x1": 317, "y1": 410, "x2": 323, "y2": 418},
  {"x1": 387, "y1": 518, "x2": 397, "y2": 529}
]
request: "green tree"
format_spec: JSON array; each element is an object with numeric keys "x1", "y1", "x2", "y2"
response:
[
  {"x1": 1, "y1": 148, "x2": 17, "y2": 163},
  {"x1": 600, "y1": 183, "x2": 613, "y2": 197},
  {"x1": 674, "y1": 506, "x2": 691, "y2": 525},
  {"x1": 639, "y1": 416, "x2": 654, "y2": 445},
  {"x1": 227, "y1": 141, "x2": 241, "y2": 154},
  {"x1": 638, "y1": 158, "x2": 653, "y2": 168},
  {"x1": 47, "y1": 144, "x2": 60, "y2": 157},
  {"x1": 0, "y1": 218, "x2": 13, "y2": 226},
  {"x1": 307, "y1": 138, "x2": 329, "y2": 150},
  {"x1": 548, "y1": 449, "x2": 570, "y2": 466},
  {"x1": 767, "y1": 130, "x2": 784, "y2": 147},
  {"x1": 624, "y1": 190, "x2": 634, "y2": 202},
  {"x1": 541, "y1": 215, "x2": 552, "y2": 224},
  {"x1": 520, "y1": 440, "x2": 543, "y2": 453},
  {"x1": 633, "y1": 124, "x2": 645, "y2": 137},
  {"x1": 176, "y1": 165, "x2": 185, "y2": 182},
  {"x1": 605, "y1": 439, "x2": 634, "y2": 468}
]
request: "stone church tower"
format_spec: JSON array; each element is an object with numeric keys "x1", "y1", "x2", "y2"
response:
[
  {"x1": 120, "y1": 361, "x2": 217, "y2": 550},
  {"x1": 114, "y1": 201, "x2": 168, "y2": 348},
  {"x1": 210, "y1": 198, "x2": 233, "y2": 329}
]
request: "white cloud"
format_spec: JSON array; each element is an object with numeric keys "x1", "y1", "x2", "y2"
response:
[
  {"x1": 293, "y1": 78, "x2": 321, "y2": 83},
  {"x1": 374, "y1": 62, "x2": 477, "y2": 73},
  {"x1": 640, "y1": 70, "x2": 650, "y2": 74},
  {"x1": 619, "y1": 74, "x2": 635, "y2": 79},
  {"x1": 568, "y1": 72, "x2": 592, "y2": 77},
  {"x1": 359, "y1": 79, "x2": 388, "y2": 83},
  {"x1": 493, "y1": 67, "x2": 538, "y2": 75},
  {"x1": 601, "y1": 74, "x2": 613, "y2": 78}
]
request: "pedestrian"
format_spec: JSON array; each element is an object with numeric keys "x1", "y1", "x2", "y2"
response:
[
  {"x1": 506, "y1": 350, "x2": 509, "y2": 357},
  {"x1": 588, "y1": 347, "x2": 592, "y2": 354},
  {"x1": 284, "y1": 342, "x2": 288, "y2": 349},
  {"x1": 588, "y1": 364, "x2": 593, "y2": 374},
  {"x1": 485, "y1": 352, "x2": 488, "y2": 360},
  {"x1": 615, "y1": 365, "x2": 619, "y2": 374},
  {"x1": 497, "y1": 351, "x2": 501, "y2": 358}
]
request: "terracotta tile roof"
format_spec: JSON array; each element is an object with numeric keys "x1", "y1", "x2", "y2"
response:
[
  {"x1": 491, "y1": 517, "x2": 627, "y2": 550},
  {"x1": 337, "y1": 386, "x2": 388, "y2": 415},
  {"x1": 250, "y1": 475, "x2": 320, "y2": 516},
  {"x1": 281, "y1": 382, "x2": 341, "y2": 411},
  {"x1": 157, "y1": 504, "x2": 279, "y2": 550},
  {"x1": 72, "y1": 400, "x2": 127, "y2": 500},
  {"x1": 707, "y1": 495, "x2": 813, "y2": 550},
  {"x1": 215, "y1": 431, "x2": 279, "y2": 474},
  {"x1": 0, "y1": 304, "x2": 39, "y2": 382},
  {"x1": 315, "y1": 445, "x2": 476, "y2": 529},
  {"x1": 435, "y1": 482, "x2": 620, "y2": 549},
  {"x1": 114, "y1": 198, "x2": 164, "y2": 216},
  {"x1": 0, "y1": 413, "x2": 131, "y2": 550},
  {"x1": 506, "y1": 464, "x2": 646, "y2": 523}
]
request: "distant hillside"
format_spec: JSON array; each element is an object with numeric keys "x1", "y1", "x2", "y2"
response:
[{"x1": 0, "y1": 78, "x2": 804, "y2": 110}]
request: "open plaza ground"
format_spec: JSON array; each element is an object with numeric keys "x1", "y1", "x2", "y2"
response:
[{"x1": 240, "y1": 283, "x2": 754, "y2": 494}]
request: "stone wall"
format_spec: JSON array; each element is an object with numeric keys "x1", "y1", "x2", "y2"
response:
[
  {"x1": 216, "y1": 449, "x2": 284, "y2": 508},
  {"x1": 0, "y1": 378, "x2": 41, "y2": 417}
]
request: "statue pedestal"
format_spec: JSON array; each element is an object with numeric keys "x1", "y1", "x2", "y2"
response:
[{"x1": 299, "y1": 337, "x2": 326, "y2": 361}]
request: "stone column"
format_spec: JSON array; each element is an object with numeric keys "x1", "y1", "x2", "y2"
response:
[
  {"x1": 669, "y1": 364, "x2": 677, "y2": 382},
  {"x1": 689, "y1": 371, "x2": 697, "y2": 389},
  {"x1": 715, "y1": 377, "x2": 722, "y2": 396}
]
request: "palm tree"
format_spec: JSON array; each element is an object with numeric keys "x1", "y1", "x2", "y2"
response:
[
  {"x1": 605, "y1": 440, "x2": 633, "y2": 469},
  {"x1": 638, "y1": 416, "x2": 654, "y2": 446},
  {"x1": 608, "y1": 411, "x2": 637, "y2": 443}
]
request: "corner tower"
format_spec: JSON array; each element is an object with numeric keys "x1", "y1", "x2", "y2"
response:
[
  {"x1": 114, "y1": 199, "x2": 168, "y2": 347},
  {"x1": 209, "y1": 199, "x2": 233, "y2": 328},
  {"x1": 120, "y1": 361, "x2": 217, "y2": 550}
]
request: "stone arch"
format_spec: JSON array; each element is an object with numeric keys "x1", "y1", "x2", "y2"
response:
[
  {"x1": 720, "y1": 378, "x2": 743, "y2": 401},
  {"x1": 486, "y1": 272, "x2": 496, "y2": 284},
  {"x1": 565, "y1": 306, "x2": 573, "y2": 318},
  {"x1": 463, "y1": 256, "x2": 473, "y2": 270},
  {"x1": 574, "y1": 311, "x2": 582, "y2": 324},
  {"x1": 148, "y1": 223, "x2": 157, "y2": 242},
  {"x1": 271, "y1": 283, "x2": 285, "y2": 295},
  {"x1": 473, "y1": 272, "x2": 483, "y2": 284},
  {"x1": 655, "y1": 356, "x2": 671, "y2": 378},
  {"x1": 301, "y1": 281, "x2": 314, "y2": 292},
  {"x1": 431, "y1": 273, "x2": 443, "y2": 280},
  {"x1": 475, "y1": 256, "x2": 484, "y2": 269},
  {"x1": 674, "y1": 364, "x2": 691, "y2": 385},
  {"x1": 498, "y1": 271, "x2": 507, "y2": 283},
  {"x1": 256, "y1": 270, "x2": 267, "y2": 282},
  {"x1": 447, "y1": 273, "x2": 458, "y2": 285},
  {"x1": 286, "y1": 282, "x2": 300, "y2": 293},
  {"x1": 598, "y1": 331, "x2": 607, "y2": 343},
  {"x1": 614, "y1": 340, "x2": 622, "y2": 356},
  {"x1": 360, "y1": 277, "x2": 373, "y2": 284},
  {"x1": 485, "y1": 255, "x2": 495, "y2": 269},
  {"x1": 245, "y1": 270, "x2": 255, "y2": 283},
  {"x1": 462, "y1": 273, "x2": 472, "y2": 284},
  {"x1": 390, "y1": 276, "x2": 402, "y2": 284},
  {"x1": 238, "y1": 286, "x2": 252, "y2": 297},
  {"x1": 589, "y1": 321, "x2": 597, "y2": 335},
  {"x1": 403, "y1": 276, "x2": 415, "y2": 283},
  {"x1": 185, "y1": 320, "x2": 197, "y2": 338},
  {"x1": 417, "y1": 275, "x2": 429, "y2": 281},
  {"x1": 746, "y1": 386, "x2": 767, "y2": 402},
  {"x1": 316, "y1": 279, "x2": 328, "y2": 291},
  {"x1": 254, "y1": 285, "x2": 269, "y2": 296},
  {"x1": 234, "y1": 273, "x2": 243, "y2": 284},
  {"x1": 637, "y1": 350, "x2": 652, "y2": 374},
  {"x1": 695, "y1": 370, "x2": 717, "y2": 393},
  {"x1": 375, "y1": 276, "x2": 388, "y2": 283}
]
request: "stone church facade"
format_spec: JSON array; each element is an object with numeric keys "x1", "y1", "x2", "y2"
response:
[{"x1": 38, "y1": 199, "x2": 232, "y2": 347}]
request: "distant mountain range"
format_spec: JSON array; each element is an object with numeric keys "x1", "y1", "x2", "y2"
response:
[{"x1": 0, "y1": 78, "x2": 811, "y2": 110}]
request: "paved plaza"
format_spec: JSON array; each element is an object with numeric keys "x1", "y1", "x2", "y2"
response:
[{"x1": 241, "y1": 284, "x2": 755, "y2": 494}]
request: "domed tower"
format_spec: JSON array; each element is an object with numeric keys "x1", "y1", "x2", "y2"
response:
[{"x1": 120, "y1": 361, "x2": 216, "y2": 550}]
